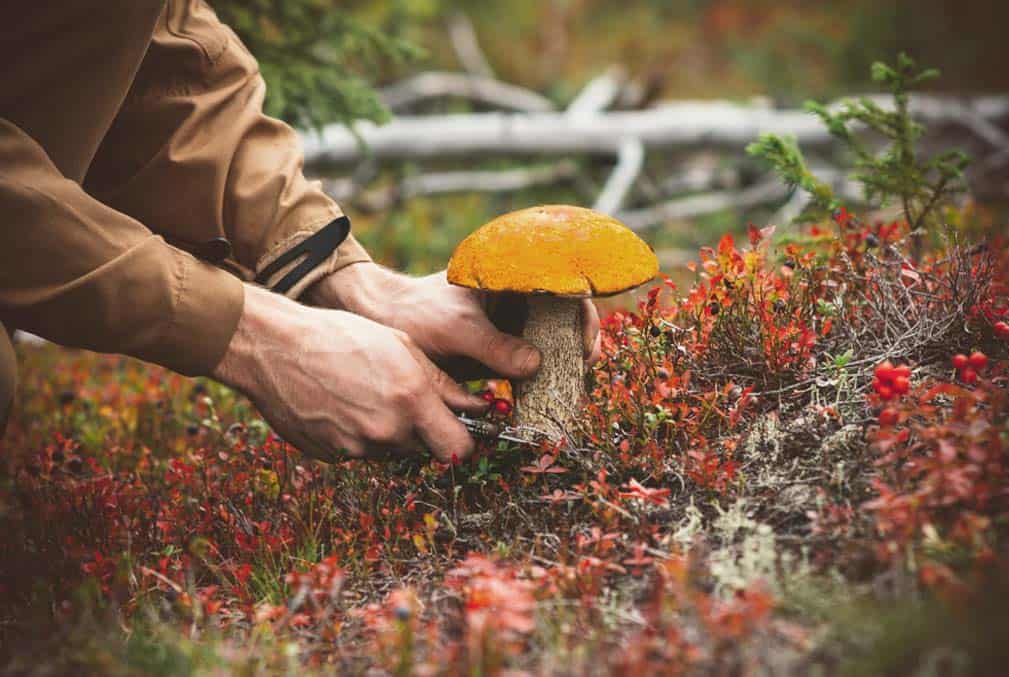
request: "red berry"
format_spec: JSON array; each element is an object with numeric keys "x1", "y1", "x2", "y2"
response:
[
  {"x1": 894, "y1": 364, "x2": 911, "y2": 380},
  {"x1": 893, "y1": 376, "x2": 910, "y2": 395},
  {"x1": 877, "y1": 384, "x2": 895, "y2": 401},
  {"x1": 961, "y1": 368, "x2": 978, "y2": 385},
  {"x1": 995, "y1": 321, "x2": 1009, "y2": 339},
  {"x1": 874, "y1": 361, "x2": 897, "y2": 382},
  {"x1": 952, "y1": 354, "x2": 969, "y2": 370},
  {"x1": 968, "y1": 351, "x2": 988, "y2": 370},
  {"x1": 492, "y1": 398, "x2": 512, "y2": 415},
  {"x1": 481, "y1": 390, "x2": 495, "y2": 402},
  {"x1": 878, "y1": 408, "x2": 899, "y2": 426}
]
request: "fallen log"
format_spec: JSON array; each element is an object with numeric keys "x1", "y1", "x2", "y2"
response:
[{"x1": 302, "y1": 95, "x2": 1009, "y2": 164}]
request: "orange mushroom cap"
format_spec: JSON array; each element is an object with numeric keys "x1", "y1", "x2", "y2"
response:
[{"x1": 447, "y1": 205, "x2": 658, "y2": 297}]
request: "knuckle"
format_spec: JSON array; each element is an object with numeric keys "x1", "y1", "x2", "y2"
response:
[
  {"x1": 362, "y1": 417, "x2": 403, "y2": 444},
  {"x1": 484, "y1": 330, "x2": 509, "y2": 357},
  {"x1": 393, "y1": 329, "x2": 414, "y2": 347}
]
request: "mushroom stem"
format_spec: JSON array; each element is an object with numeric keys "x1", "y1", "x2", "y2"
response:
[{"x1": 514, "y1": 296, "x2": 584, "y2": 439}]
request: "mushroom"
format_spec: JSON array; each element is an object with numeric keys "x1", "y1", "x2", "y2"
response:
[{"x1": 447, "y1": 205, "x2": 657, "y2": 439}]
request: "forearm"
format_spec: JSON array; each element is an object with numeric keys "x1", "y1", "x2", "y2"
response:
[
  {"x1": 84, "y1": 1, "x2": 371, "y2": 300},
  {"x1": 0, "y1": 119, "x2": 243, "y2": 376}
]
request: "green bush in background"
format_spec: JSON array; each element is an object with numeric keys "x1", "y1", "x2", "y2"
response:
[{"x1": 213, "y1": 0, "x2": 427, "y2": 129}]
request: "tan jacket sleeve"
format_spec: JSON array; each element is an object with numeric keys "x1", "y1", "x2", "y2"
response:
[
  {"x1": 0, "y1": 118, "x2": 244, "y2": 376},
  {"x1": 84, "y1": 0, "x2": 371, "y2": 299}
]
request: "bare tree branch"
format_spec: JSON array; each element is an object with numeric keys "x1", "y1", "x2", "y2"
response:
[
  {"x1": 567, "y1": 66, "x2": 626, "y2": 116},
  {"x1": 324, "y1": 162, "x2": 580, "y2": 212},
  {"x1": 379, "y1": 72, "x2": 556, "y2": 113},
  {"x1": 593, "y1": 138, "x2": 644, "y2": 214},
  {"x1": 447, "y1": 12, "x2": 495, "y2": 79}
]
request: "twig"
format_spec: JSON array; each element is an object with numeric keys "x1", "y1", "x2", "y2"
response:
[
  {"x1": 447, "y1": 12, "x2": 495, "y2": 79},
  {"x1": 379, "y1": 71, "x2": 555, "y2": 113},
  {"x1": 567, "y1": 66, "x2": 627, "y2": 116},
  {"x1": 594, "y1": 138, "x2": 645, "y2": 214}
]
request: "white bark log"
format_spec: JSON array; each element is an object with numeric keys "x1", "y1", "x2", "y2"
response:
[{"x1": 302, "y1": 96, "x2": 1009, "y2": 165}]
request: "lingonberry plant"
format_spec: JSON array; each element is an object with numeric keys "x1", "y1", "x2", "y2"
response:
[{"x1": 1, "y1": 57, "x2": 1007, "y2": 674}]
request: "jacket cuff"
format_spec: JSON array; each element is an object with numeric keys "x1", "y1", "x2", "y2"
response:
[
  {"x1": 159, "y1": 248, "x2": 245, "y2": 376},
  {"x1": 253, "y1": 207, "x2": 373, "y2": 300}
]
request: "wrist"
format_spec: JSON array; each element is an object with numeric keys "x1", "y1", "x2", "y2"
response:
[
  {"x1": 304, "y1": 261, "x2": 404, "y2": 322},
  {"x1": 212, "y1": 283, "x2": 300, "y2": 395}
]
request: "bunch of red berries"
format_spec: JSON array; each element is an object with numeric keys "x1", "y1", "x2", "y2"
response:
[
  {"x1": 995, "y1": 321, "x2": 1009, "y2": 340},
  {"x1": 481, "y1": 390, "x2": 513, "y2": 416},
  {"x1": 872, "y1": 361, "x2": 911, "y2": 401},
  {"x1": 951, "y1": 351, "x2": 987, "y2": 384}
]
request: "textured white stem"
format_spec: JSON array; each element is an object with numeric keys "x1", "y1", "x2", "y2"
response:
[{"x1": 514, "y1": 297, "x2": 584, "y2": 440}]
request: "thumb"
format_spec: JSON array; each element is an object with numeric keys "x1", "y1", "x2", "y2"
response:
[{"x1": 466, "y1": 317, "x2": 541, "y2": 379}]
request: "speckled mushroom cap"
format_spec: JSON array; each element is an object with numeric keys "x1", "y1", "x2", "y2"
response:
[{"x1": 447, "y1": 205, "x2": 658, "y2": 297}]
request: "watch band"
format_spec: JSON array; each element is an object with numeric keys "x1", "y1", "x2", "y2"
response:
[{"x1": 254, "y1": 216, "x2": 352, "y2": 295}]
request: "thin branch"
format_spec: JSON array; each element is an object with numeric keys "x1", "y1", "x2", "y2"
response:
[
  {"x1": 379, "y1": 71, "x2": 555, "y2": 113},
  {"x1": 593, "y1": 138, "x2": 645, "y2": 215},
  {"x1": 567, "y1": 66, "x2": 627, "y2": 116},
  {"x1": 447, "y1": 11, "x2": 495, "y2": 79}
]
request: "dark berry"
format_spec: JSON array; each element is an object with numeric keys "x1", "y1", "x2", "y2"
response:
[
  {"x1": 261, "y1": 457, "x2": 272, "y2": 470},
  {"x1": 708, "y1": 302, "x2": 721, "y2": 316},
  {"x1": 394, "y1": 605, "x2": 411, "y2": 622},
  {"x1": 656, "y1": 367, "x2": 670, "y2": 379},
  {"x1": 193, "y1": 383, "x2": 207, "y2": 396},
  {"x1": 58, "y1": 390, "x2": 75, "y2": 406},
  {"x1": 782, "y1": 258, "x2": 796, "y2": 270},
  {"x1": 67, "y1": 458, "x2": 83, "y2": 475},
  {"x1": 865, "y1": 233, "x2": 879, "y2": 248},
  {"x1": 773, "y1": 299, "x2": 787, "y2": 313},
  {"x1": 186, "y1": 424, "x2": 200, "y2": 437},
  {"x1": 649, "y1": 325, "x2": 661, "y2": 338}
]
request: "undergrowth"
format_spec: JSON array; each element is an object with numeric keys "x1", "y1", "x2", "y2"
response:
[{"x1": 1, "y1": 57, "x2": 1007, "y2": 676}]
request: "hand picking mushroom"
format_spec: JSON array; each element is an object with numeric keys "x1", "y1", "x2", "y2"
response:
[{"x1": 447, "y1": 205, "x2": 657, "y2": 440}]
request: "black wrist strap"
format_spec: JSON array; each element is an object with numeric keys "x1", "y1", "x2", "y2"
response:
[{"x1": 254, "y1": 216, "x2": 351, "y2": 295}]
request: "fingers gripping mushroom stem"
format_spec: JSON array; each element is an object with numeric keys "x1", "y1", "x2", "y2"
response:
[{"x1": 513, "y1": 296, "x2": 584, "y2": 438}]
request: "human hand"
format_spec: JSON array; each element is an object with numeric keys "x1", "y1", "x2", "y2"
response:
[
  {"x1": 213, "y1": 284, "x2": 487, "y2": 462},
  {"x1": 306, "y1": 262, "x2": 602, "y2": 379}
]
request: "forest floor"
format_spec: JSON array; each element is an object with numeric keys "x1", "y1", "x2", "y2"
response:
[{"x1": 1, "y1": 206, "x2": 1007, "y2": 675}]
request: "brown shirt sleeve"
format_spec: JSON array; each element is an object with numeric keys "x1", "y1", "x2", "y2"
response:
[
  {"x1": 84, "y1": 0, "x2": 371, "y2": 300},
  {"x1": 0, "y1": 118, "x2": 244, "y2": 376}
]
